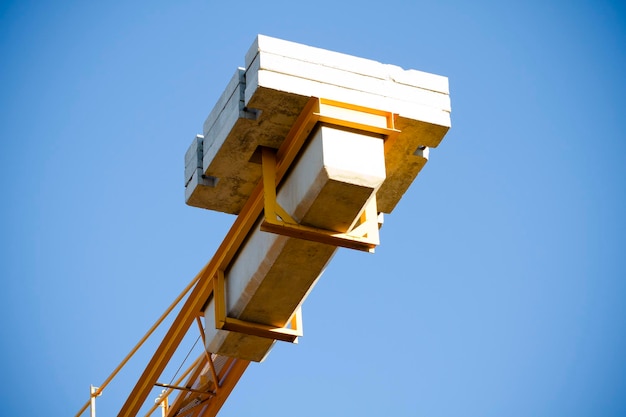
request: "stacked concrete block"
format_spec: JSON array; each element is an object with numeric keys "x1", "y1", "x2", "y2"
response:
[
  {"x1": 185, "y1": 35, "x2": 450, "y2": 215},
  {"x1": 186, "y1": 35, "x2": 451, "y2": 361},
  {"x1": 205, "y1": 125, "x2": 386, "y2": 361}
]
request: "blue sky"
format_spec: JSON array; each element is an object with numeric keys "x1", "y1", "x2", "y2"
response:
[{"x1": 1, "y1": 0, "x2": 625, "y2": 416}]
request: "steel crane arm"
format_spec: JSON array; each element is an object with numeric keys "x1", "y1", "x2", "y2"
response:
[
  {"x1": 118, "y1": 98, "x2": 321, "y2": 416},
  {"x1": 119, "y1": 97, "x2": 404, "y2": 415}
]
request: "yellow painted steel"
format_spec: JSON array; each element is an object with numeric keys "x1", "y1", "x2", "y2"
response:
[
  {"x1": 143, "y1": 354, "x2": 203, "y2": 416},
  {"x1": 260, "y1": 146, "x2": 381, "y2": 253},
  {"x1": 80, "y1": 97, "x2": 401, "y2": 417},
  {"x1": 73, "y1": 260, "x2": 203, "y2": 417},
  {"x1": 214, "y1": 268, "x2": 303, "y2": 343},
  {"x1": 117, "y1": 98, "x2": 321, "y2": 416},
  {"x1": 260, "y1": 98, "x2": 398, "y2": 253}
]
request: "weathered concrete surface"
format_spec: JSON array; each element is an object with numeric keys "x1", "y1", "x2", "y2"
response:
[
  {"x1": 204, "y1": 126, "x2": 385, "y2": 361},
  {"x1": 185, "y1": 34, "x2": 450, "y2": 215}
]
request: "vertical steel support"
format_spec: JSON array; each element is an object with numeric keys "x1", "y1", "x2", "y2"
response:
[
  {"x1": 159, "y1": 390, "x2": 169, "y2": 417},
  {"x1": 89, "y1": 385, "x2": 99, "y2": 417}
]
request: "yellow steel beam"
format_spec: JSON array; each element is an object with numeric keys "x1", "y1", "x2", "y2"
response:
[
  {"x1": 117, "y1": 98, "x2": 320, "y2": 416},
  {"x1": 74, "y1": 267, "x2": 201, "y2": 417},
  {"x1": 165, "y1": 355, "x2": 212, "y2": 416},
  {"x1": 194, "y1": 320, "x2": 220, "y2": 392},
  {"x1": 206, "y1": 354, "x2": 219, "y2": 390},
  {"x1": 214, "y1": 268, "x2": 303, "y2": 343},
  {"x1": 118, "y1": 184, "x2": 263, "y2": 415},
  {"x1": 143, "y1": 354, "x2": 204, "y2": 417},
  {"x1": 260, "y1": 138, "x2": 382, "y2": 253},
  {"x1": 156, "y1": 383, "x2": 212, "y2": 396},
  {"x1": 197, "y1": 359, "x2": 250, "y2": 417},
  {"x1": 117, "y1": 97, "x2": 399, "y2": 416}
]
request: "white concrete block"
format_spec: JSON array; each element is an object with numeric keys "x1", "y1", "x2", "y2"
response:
[
  {"x1": 185, "y1": 34, "x2": 451, "y2": 214},
  {"x1": 247, "y1": 52, "x2": 451, "y2": 112},
  {"x1": 205, "y1": 126, "x2": 386, "y2": 361},
  {"x1": 245, "y1": 34, "x2": 449, "y2": 94}
]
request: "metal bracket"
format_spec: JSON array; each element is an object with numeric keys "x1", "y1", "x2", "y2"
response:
[
  {"x1": 213, "y1": 269, "x2": 302, "y2": 343},
  {"x1": 260, "y1": 147, "x2": 381, "y2": 253},
  {"x1": 210, "y1": 97, "x2": 399, "y2": 343},
  {"x1": 256, "y1": 98, "x2": 399, "y2": 253}
]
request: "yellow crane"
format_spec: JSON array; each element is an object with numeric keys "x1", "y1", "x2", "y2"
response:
[{"x1": 76, "y1": 35, "x2": 451, "y2": 417}]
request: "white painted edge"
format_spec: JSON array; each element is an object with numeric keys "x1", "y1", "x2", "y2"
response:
[
  {"x1": 245, "y1": 34, "x2": 449, "y2": 94},
  {"x1": 251, "y1": 52, "x2": 451, "y2": 112}
]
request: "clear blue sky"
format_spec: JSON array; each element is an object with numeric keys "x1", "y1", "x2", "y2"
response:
[{"x1": 1, "y1": 1, "x2": 625, "y2": 416}]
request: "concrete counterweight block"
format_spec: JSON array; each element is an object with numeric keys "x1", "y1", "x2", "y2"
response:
[
  {"x1": 185, "y1": 34, "x2": 450, "y2": 216},
  {"x1": 204, "y1": 124, "x2": 386, "y2": 361}
]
